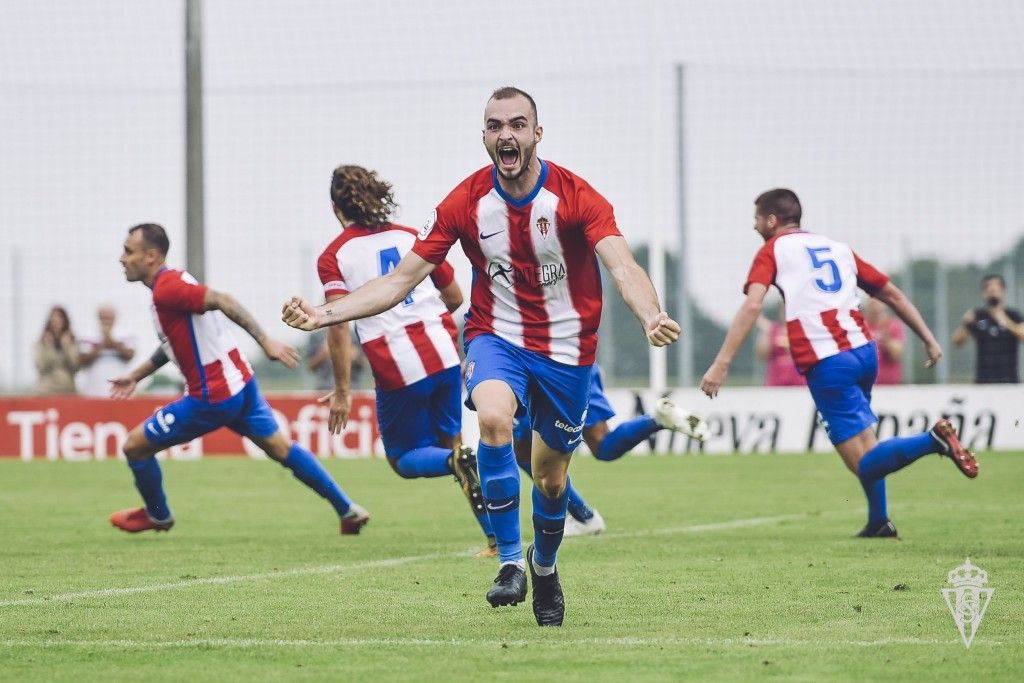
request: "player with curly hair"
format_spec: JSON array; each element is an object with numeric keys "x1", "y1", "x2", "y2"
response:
[{"x1": 317, "y1": 164, "x2": 491, "y2": 543}]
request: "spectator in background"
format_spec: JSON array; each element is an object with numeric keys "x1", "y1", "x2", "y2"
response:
[
  {"x1": 34, "y1": 305, "x2": 79, "y2": 394},
  {"x1": 863, "y1": 297, "x2": 905, "y2": 384},
  {"x1": 953, "y1": 274, "x2": 1024, "y2": 383},
  {"x1": 78, "y1": 304, "x2": 137, "y2": 396},
  {"x1": 755, "y1": 306, "x2": 804, "y2": 386}
]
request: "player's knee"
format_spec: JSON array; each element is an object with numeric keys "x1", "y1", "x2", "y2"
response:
[
  {"x1": 584, "y1": 423, "x2": 608, "y2": 453},
  {"x1": 122, "y1": 432, "x2": 153, "y2": 461},
  {"x1": 255, "y1": 433, "x2": 292, "y2": 462},
  {"x1": 533, "y1": 472, "x2": 567, "y2": 499},
  {"x1": 389, "y1": 456, "x2": 419, "y2": 479},
  {"x1": 477, "y1": 408, "x2": 514, "y2": 444},
  {"x1": 265, "y1": 443, "x2": 291, "y2": 462}
]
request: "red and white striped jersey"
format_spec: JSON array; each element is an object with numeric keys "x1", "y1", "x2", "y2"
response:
[
  {"x1": 411, "y1": 160, "x2": 620, "y2": 366},
  {"x1": 318, "y1": 223, "x2": 460, "y2": 392},
  {"x1": 150, "y1": 268, "x2": 253, "y2": 402},
  {"x1": 745, "y1": 231, "x2": 889, "y2": 373}
]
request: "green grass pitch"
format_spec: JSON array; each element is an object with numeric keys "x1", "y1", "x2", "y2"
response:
[{"x1": 1, "y1": 452, "x2": 1021, "y2": 681}]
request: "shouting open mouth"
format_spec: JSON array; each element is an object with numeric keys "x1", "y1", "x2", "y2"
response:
[{"x1": 497, "y1": 143, "x2": 520, "y2": 172}]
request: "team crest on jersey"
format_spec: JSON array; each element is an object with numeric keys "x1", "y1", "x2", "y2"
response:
[
  {"x1": 418, "y1": 210, "x2": 437, "y2": 241},
  {"x1": 536, "y1": 216, "x2": 551, "y2": 241},
  {"x1": 465, "y1": 361, "x2": 475, "y2": 380}
]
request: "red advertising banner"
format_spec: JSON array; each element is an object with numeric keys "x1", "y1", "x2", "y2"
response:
[{"x1": 0, "y1": 394, "x2": 383, "y2": 461}]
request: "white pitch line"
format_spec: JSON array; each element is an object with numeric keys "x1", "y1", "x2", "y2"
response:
[
  {"x1": 0, "y1": 510, "x2": 846, "y2": 609},
  {"x1": 0, "y1": 636, "x2": 1001, "y2": 649},
  {"x1": 0, "y1": 552, "x2": 464, "y2": 608},
  {"x1": 598, "y1": 512, "x2": 810, "y2": 540}
]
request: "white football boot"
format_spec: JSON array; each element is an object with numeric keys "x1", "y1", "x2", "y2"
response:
[
  {"x1": 563, "y1": 509, "x2": 606, "y2": 538},
  {"x1": 654, "y1": 398, "x2": 710, "y2": 442}
]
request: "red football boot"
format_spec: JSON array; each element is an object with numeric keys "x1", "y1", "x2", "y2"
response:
[
  {"x1": 930, "y1": 419, "x2": 979, "y2": 479},
  {"x1": 340, "y1": 503, "x2": 370, "y2": 535},
  {"x1": 109, "y1": 507, "x2": 174, "y2": 533}
]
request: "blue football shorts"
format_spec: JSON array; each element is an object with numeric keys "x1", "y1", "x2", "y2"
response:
[
  {"x1": 465, "y1": 334, "x2": 592, "y2": 454},
  {"x1": 375, "y1": 365, "x2": 462, "y2": 458},
  {"x1": 805, "y1": 341, "x2": 879, "y2": 445},
  {"x1": 585, "y1": 364, "x2": 617, "y2": 427},
  {"x1": 512, "y1": 362, "x2": 616, "y2": 442},
  {"x1": 142, "y1": 378, "x2": 279, "y2": 447}
]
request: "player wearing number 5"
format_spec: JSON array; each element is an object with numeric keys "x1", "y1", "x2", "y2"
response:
[{"x1": 700, "y1": 189, "x2": 978, "y2": 538}]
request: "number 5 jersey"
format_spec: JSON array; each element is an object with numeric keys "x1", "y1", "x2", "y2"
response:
[{"x1": 744, "y1": 231, "x2": 890, "y2": 373}]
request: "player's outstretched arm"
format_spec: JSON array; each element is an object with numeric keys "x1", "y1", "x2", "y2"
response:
[
  {"x1": 282, "y1": 252, "x2": 436, "y2": 331},
  {"x1": 109, "y1": 346, "x2": 169, "y2": 399},
  {"x1": 873, "y1": 282, "x2": 942, "y2": 368},
  {"x1": 595, "y1": 235, "x2": 680, "y2": 347},
  {"x1": 319, "y1": 294, "x2": 353, "y2": 434},
  {"x1": 700, "y1": 284, "x2": 768, "y2": 398},
  {"x1": 204, "y1": 290, "x2": 300, "y2": 368}
]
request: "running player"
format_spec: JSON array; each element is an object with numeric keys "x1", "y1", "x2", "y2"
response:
[
  {"x1": 109, "y1": 223, "x2": 369, "y2": 534},
  {"x1": 283, "y1": 87, "x2": 680, "y2": 626},
  {"x1": 316, "y1": 164, "x2": 489, "y2": 542},
  {"x1": 699, "y1": 189, "x2": 978, "y2": 537}
]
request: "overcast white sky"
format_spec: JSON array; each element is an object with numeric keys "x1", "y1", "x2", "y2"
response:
[{"x1": 2, "y1": 1, "x2": 1023, "y2": 388}]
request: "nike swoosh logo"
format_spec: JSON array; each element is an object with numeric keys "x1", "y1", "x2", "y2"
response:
[
  {"x1": 540, "y1": 528, "x2": 563, "y2": 535},
  {"x1": 480, "y1": 230, "x2": 505, "y2": 240},
  {"x1": 486, "y1": 500, "x2": 515, "y2": 511}
]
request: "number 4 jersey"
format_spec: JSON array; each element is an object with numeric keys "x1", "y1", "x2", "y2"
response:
[
  {"x1": 745, "y1": 231, "x2": 889, "y2": 373},
  {"x1": 317, "y1": 224, "x2": 461, "y2": 392}
]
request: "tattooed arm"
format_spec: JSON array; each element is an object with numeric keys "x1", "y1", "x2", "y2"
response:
[{"x1": 204, "y1": 289, "x2": 301, "y2": 368}]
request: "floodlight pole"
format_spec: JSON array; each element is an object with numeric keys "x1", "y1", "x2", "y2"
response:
[
  {"x1": 675, "y1": 63, "x2": 694, "y2": 389},
  {"x1": 935, "y1": 261, "x2": 950, "y2": 384},
  {"x1": 11, "y1": 246, "x2": 23, "y2": 388},
  {"x1": 185, "y1": 0, "x2": 206, "y2": 281}
]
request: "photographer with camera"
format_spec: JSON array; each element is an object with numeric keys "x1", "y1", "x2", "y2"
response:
[{"x1": 953, "y1": 274, "x2": 1024, "y2": 383}]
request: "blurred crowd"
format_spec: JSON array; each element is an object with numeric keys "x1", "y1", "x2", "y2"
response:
[
  {"x1": 33, "y1": 274, "x2": 1020, "y2": 396},
  {"x1": 33, "y1": 303, "x2": 140, "y2": 396}
]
